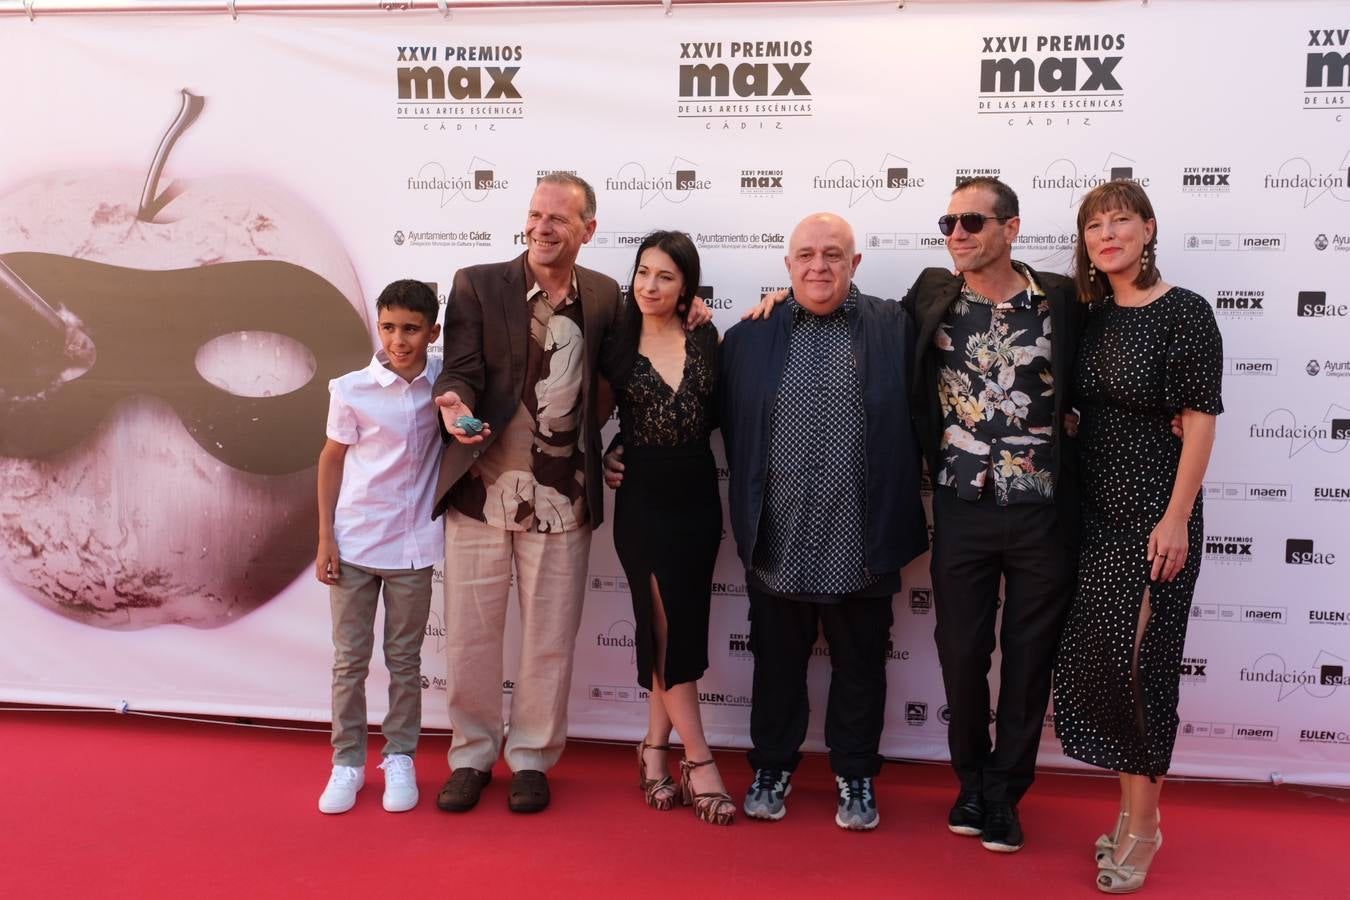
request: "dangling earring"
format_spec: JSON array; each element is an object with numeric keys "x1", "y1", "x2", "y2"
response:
[
  {"x1": 1140, "y1": 247, "x2": 1150, "y2": 270},
  {"x1": 1088, "y1": 262, "x2": 1096, "y2": 281}
]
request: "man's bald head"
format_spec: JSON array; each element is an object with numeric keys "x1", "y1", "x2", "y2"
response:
[{"x1": 785, "y1": 213, "x2": 862, "y2": 315}]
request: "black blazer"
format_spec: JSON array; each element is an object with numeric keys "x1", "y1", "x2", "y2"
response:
[
  {"x1": 720, "y1": 291, "x2": 929, "y2": 576},
  {"x1": 900, "y1": 264, "x2": 1086, "y2": 545},
  {"x1": 432, "y1": 252, "x2": 622, "y2": 523}
]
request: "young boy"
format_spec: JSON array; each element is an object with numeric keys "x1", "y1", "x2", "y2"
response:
[{"x1": 315, "y1": 279, "x2": 443, "y2": 814}]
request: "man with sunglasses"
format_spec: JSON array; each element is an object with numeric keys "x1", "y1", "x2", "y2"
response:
[{"x1": 902, "y1": 177, "x2": 1085, "y2": 853}]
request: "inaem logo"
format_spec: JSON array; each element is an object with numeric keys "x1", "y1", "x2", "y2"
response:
[
  {"x1": 905, "y1": 701, "x2": 928, "y2": 726},
  {"x1": 910, "y1": 588, "x2": 932, "y2": 614}
]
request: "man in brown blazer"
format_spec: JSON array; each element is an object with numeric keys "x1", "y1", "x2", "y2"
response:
[{"x1": 431, "y1": 173, "x2": 623, "y2": 814}]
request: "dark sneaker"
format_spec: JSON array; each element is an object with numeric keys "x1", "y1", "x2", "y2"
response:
[
  {"x1": 436, "y1": 767, "x2": 492, "y2": 812},
  {"x1": 743, "y1": 768, "x2": 792, "y2": 820},
  {"x1": 507, "y1": 769, "x2": 550, "y2": 813},
  {"x1": 980, "y1": 801, "x2": 1024, "y2": 852},
  {"x1": 834, "y1": 775, "x2": 880, "y2": 831},
  {"x1": 948, "y1": 789, "x2": 985, "y2": 836}
]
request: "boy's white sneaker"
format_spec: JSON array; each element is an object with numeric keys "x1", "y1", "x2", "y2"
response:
[
  {"x1": 379, "y1": 754, "x2": 419, "y2": 812},
  {"x1": 318, "y1": 764, "x2": 365, "y2": 814}
]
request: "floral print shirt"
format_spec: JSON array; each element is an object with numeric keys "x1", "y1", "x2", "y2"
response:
[
  {"x1": 450, "y1": 266, "x2": 588, "y2": 532},
  {"x1": 934, "y1": 263, "x2": 1057, "y2": 505}
]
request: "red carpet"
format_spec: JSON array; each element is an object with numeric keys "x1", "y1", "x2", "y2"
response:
[{"x1": 1, "y1": 709, "x2": 1344, "y2": 898}]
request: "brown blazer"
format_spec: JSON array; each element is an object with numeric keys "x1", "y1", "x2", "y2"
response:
[{"x1": 431, "y1": 252, "x2": 623, "y2": 524}]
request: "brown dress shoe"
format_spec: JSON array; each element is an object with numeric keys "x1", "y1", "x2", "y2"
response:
[
  {"x1": 436, "y1": 767, "x2": 492, "y2": 812},
  {"x1": 507, "y1": 769, "x2": 550, "y2": 813}
]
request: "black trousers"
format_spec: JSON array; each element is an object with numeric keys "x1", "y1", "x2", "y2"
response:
[
  {"x1": 746, "y1": 584, "x2": 894, "y2": 779},
  {"x1": 930, "y1": 487, "x2": 1075, "y2": 805}
]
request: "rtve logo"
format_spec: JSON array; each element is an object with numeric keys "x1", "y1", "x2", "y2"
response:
[{"x1": 1306, "y1": 29, "x2": 1350, "y2": 87}]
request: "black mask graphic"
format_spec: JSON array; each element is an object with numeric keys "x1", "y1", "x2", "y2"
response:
[{"x1": 1, "y1": 252, "x2": 370, "y2": 474}]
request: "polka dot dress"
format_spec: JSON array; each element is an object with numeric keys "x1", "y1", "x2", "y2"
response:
[{"x1": 1053, "y1": 286, "x2": 1223, "y2": 776}]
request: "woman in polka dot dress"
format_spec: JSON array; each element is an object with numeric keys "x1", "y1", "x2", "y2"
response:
[{"x1": 1052, "y1": 181, "x2": 1222, "y2": 894}]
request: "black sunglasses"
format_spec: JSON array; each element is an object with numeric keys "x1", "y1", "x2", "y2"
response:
[{"x1": 937, "y1": 213, "x2": 1012, "y2": 236}]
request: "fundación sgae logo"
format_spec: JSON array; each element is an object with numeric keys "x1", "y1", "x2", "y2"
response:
[
  {"x1": 1031, "y1": 152, "x2": 1145, "y2": 207},
  {"x1": 395, "y1": 43, "x2": 525, "y2": 125},
  {"x1": 816, "y1": 153, "x2": 926, "y2": 210},
  {"x1": 604, "y1": 157, "x2": 710, "y2": 211},
  {"x1": 406, "y1": 157, "x2": 508, "y2": 206},
  {"x1": 1248, "y1": 405, "x2": 1350, "y2": 455},
  {"x1": 1262, "y1": 154, "x2": 1349, "y2": 208},
  {"x1": 1240, "y1": 650, "x2": 1348, "y2": 701},
  {"x1": 975, "y1": 30, "x2": 1125, "y2": 121}
]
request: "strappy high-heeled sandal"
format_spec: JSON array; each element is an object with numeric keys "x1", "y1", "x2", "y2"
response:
[
  {"x1": 1097, "y1": 829, "x2": 1164, "y2": 893},
  {"x1": 679, "y1": 757, "x2": 736, "y2": 826},
  {"x1": 1094, "y1": 811, "x2": 1128, "y2": 864},
  {"x1": 635, "y1": 741, "x2": 676, "y2": 810},
  {"x1": 1097, "y1": 811, "x2": 1160, "y2": 868}
]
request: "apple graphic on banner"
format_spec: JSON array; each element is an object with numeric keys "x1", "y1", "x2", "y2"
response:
[{"x1": 0, "y1": 89, "x2": 372, "y2": 630}]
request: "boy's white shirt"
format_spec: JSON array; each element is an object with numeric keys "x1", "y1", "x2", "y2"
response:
[{"x1": 326, "y1": 351, "x2": 445, "y2": 570}]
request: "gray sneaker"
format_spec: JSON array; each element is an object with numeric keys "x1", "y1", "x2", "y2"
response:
[
  {"x1": 743, "y1": 768, "x2": 792, "y2": 820},
  {"x1": 835, "y1": 775, "x2": 880, "y2": 830}
]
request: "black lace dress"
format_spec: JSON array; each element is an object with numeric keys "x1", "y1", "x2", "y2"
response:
[
  {"x1": 1053, "y1": 287, "x2": 1223, "y2": 776},
  {"x1": 612, "y1": 322, "x2": 721, "y2": 690}
]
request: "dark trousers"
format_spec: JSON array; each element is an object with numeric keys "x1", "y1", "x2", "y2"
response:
[
  {"x1": 930, "y1": 487, "x2": 1075, "y2": 804},
  {"x1": 746, "y1": 584, "x2": 895, "y2": 779}
]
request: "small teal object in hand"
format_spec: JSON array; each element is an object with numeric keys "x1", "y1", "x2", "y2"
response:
[{"x1": 454, "y1": 415, "x2": 484, "y2": 436}]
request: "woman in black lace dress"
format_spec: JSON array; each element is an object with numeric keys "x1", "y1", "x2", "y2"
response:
[
  {"x1": 603, "y1": 231, "x2": 732, "y2": 826},
  {"x1": 1052, "y1": 182, "x2": 1222, "y2": 893}
]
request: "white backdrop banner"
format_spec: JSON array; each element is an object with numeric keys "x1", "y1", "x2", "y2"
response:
[{"x1": 1, "y1": 1, "x2": 1346, "y2": 787}]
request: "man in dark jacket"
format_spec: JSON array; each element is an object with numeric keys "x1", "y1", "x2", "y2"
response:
[
  {"x1": 901, "y1": 177, "x2": 1085, "y2": 852},
  {"x1": 721, "y1": 212, "x2": 928, "y2": 831}
]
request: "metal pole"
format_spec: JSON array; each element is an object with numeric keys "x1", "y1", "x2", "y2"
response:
[{"x1": 0, "y1": 0, "x2": 886, "y2": 16}]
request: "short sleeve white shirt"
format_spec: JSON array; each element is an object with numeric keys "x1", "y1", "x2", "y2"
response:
[{"x1": 326, "y1": 351, "x2": 444, "y2": 569}]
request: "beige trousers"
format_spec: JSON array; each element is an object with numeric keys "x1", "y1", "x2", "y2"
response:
[
  {"x1": 443, "y1": 509, "x2": 591, "y2": 773},
  {"x1": 329, "y1": 561, "x2": 434, "y2": 766}
]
